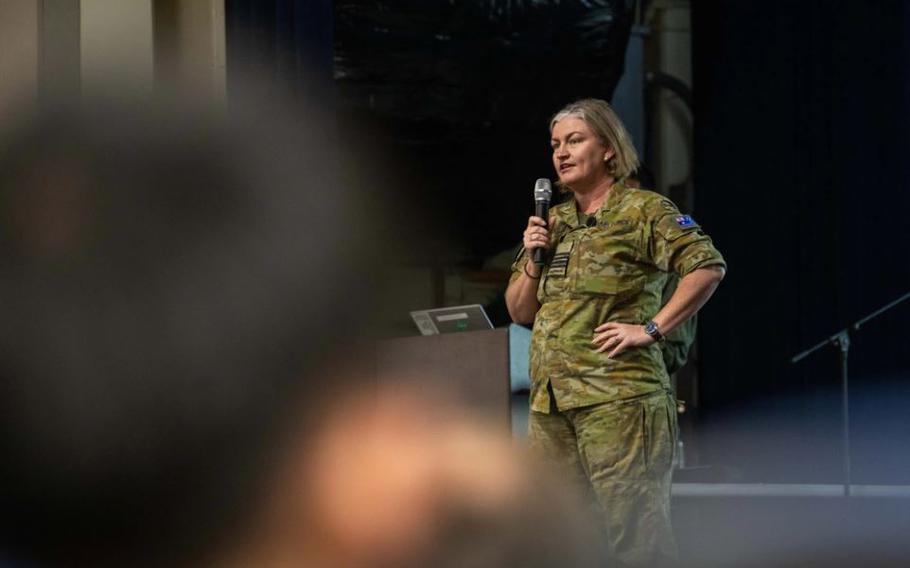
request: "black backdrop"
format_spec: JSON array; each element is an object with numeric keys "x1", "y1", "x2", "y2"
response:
[
  {"x1": 227, "y1": 0, "x2": 634, "y2": 266},
  {"x1": 692, "y1": 0, "x2": 910, "y2": 482},
  {"x1": 226, "y1": 0, "x2": 335, "y2": 88}
]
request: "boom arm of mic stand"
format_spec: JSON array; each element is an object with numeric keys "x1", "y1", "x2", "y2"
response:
[
  {"x1": 853, "y1": 290, "x2": 910, "y2": 332},
  {"x1": 790, "y1": 289, "x2": 910, "y2": 363},
  {"x1": 790, "y1": 332, "x2": 845, "y2": 364}
]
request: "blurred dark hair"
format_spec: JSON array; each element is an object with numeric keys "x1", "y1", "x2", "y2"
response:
[{"x1": 0, "y1": 97, "x2": 373, "y2": 567}]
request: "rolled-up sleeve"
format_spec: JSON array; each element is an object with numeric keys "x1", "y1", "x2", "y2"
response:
[
  {"x1": 508, "y1": 245, "x2": 529, "y2": 285},
  {"x1": 648, "y1": 199, "x2": 726, "y2": 277}
]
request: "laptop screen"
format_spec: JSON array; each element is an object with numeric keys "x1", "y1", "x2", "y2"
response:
[{"x1": 410, "y1": 304, "x2": 494, "y2": 335}]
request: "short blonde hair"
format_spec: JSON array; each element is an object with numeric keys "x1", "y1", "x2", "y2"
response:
[{"x1": 550, "y1": 98, "x2": 640, "y2": 180}]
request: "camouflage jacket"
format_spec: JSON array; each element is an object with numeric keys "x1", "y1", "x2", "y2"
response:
[{"x1": 510, "y1": 182, "x2": 726, "y2": 413}]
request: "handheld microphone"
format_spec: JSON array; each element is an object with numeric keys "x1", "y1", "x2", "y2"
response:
[{"x1": 532, "y1": 178, "x2": 552, "y2": 265}]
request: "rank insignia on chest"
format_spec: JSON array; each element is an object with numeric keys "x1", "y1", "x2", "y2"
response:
[
  {"x1": 547, "y1": 240, "x2": 574, "y2": 278},
  {"x1": 675, "y1": 214, "x2": 696, "y2": 228}
]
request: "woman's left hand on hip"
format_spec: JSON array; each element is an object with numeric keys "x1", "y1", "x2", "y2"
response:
[{"x1": 591, "y1": 322, "x2": 654, "y2": 358}]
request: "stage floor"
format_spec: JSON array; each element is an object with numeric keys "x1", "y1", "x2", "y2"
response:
[{"x1": 673, "y1": 490, "x2": 910, "y2": 567}]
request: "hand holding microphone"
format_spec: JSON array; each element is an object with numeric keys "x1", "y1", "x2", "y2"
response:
[{"x1": 524, "y1": 179, "x2": 553, "y2": 268}]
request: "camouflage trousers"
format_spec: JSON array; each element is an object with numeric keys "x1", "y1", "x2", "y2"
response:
[{"x1": 528, "y1": 387, "x2": 678, "y2": 568}]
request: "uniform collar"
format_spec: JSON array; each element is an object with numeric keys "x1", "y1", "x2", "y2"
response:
[
  {"x1": 564, "y1": 180, "x2": 630, "y2": 227},
  {"x1": 601, "y1": 179, "x2": 630, "y2": 215}
]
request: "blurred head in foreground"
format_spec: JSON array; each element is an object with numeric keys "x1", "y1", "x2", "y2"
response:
[
  {"x1": 0, "y1": 94, "x2": 366, "y2": 566},
  {"x1": 0, "y1": 97, "x2": 603, "y2": 567},
  {"x1": 301, "y1": 388, "x2": 607, "y2": 568}
]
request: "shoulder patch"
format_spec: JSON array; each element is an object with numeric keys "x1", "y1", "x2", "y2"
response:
[{"x1": 675, "y1": 214, "x2": 696, "y2": 228}]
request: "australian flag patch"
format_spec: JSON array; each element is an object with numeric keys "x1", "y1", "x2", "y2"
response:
[{"x1": 675, "y1": 214, "x2": 696, "y2": 228}]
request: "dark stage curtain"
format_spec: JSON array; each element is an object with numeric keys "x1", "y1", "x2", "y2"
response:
[
  {"x1": 332, "y1": 1, "x2": 634, "y2": 260},
  {"x1": 692, "y1": 0, "x2": 910, "y2": 482},
  {"x1": 225, "y1": 0, "x2": 334, "y2": 95}
]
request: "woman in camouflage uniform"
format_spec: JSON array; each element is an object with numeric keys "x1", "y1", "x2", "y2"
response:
[{"x1": 505, "y1": 99, "x2": 726, "y2": 567}]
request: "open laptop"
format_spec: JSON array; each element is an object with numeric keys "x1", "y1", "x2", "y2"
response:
[{"x1": 410, "y1": 304, "x2": 494, "y2": 336}]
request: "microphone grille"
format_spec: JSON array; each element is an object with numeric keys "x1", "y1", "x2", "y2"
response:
[{"x1": 534, "y1": 178, "x2": 552, "y2": 201}]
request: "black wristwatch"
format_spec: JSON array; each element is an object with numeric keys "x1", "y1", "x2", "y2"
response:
[{"x1": 644, "y1": 320, "x2": 665, "y2": 342}]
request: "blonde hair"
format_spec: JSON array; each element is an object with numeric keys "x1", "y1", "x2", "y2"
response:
[{"x1": 549, "y1": 98, "x2": 640, "y2": 180}]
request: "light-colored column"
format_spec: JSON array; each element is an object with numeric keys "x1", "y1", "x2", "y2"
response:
[
  {"x1": 80, "y1": 0, "x2": 154, "y2": 99},
  {"x1": 0, "y1": 0, "x2": 40, "y2": 117},
  {"x1": 652, "y1": 0, "x2": 693, "y2": 210},
  {"x1": 40, "y1": 0, "x2": 82, "y2": 102},
  {"x1": 153, "y1": 0, "x2": 226, "y2": 104}
]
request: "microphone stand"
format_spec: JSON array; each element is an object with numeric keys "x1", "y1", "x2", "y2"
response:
[{"x1": 790, "y1": 290, "x2": 910, "y2": 497}]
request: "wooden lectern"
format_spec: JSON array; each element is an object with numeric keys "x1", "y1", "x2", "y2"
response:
[{"x1": 376, "y1": 328, "x2": 511, "y2": 429}]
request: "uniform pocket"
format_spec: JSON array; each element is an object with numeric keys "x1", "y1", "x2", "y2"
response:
[
  {"x1": 574, "y1": 397, "x2": 649, "y2": 481},
  {"x1": 644, "y1": 394, "x2": 677, "y2": 475},
  {"x1": 572, "y1": 225, "x2": 645, "y2": 297}
]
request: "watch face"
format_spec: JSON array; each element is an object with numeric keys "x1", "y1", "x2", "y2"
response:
[{"x1": 645, "y1": 321, "x2": 658, "y2": 335}]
